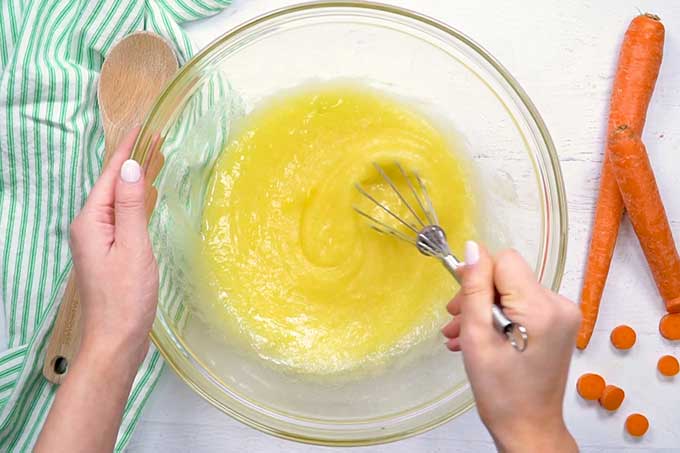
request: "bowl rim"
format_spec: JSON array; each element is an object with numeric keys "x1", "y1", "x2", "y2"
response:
[{"x1": 135, "y1": 0, "x2": 568, "y2": 446}]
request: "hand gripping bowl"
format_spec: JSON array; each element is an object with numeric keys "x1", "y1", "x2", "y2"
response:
[{"x1": 131, "y1": 1, "x2": 567, "y2": 446}]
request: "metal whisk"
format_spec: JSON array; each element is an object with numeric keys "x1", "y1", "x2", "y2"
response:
[{"x1": 354, "y1": 162, "x2": 528, "y2": 352}]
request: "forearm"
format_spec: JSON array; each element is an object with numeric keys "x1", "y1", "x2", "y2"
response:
[{"x1": 35, "y1": 337, "x2": 146, "y2": 453}]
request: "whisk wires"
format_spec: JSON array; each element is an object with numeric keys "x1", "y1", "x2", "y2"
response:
[{"x1": 353, "y1": 162, "x2": 439, "y2": 246}]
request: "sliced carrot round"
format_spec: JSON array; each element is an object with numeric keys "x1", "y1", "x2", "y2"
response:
[
  {"x1": 599, "y1": 385, "x2": 625, "y2": 411},
  {"x1": 626, "y1": 413, "x2": 649, "y2": 437},
  {"x1": 576, "y1": 373, "x2": 606, "y2": 401},
  {"x1": 610, "y1": 324, "x2": 636, "y2": 349},
  {"x1": 659, "y1": 313, "x2": 680, "y2": 340},
  {"x1": 658, "y1": 355, "x2": 679, "y2": 376}
]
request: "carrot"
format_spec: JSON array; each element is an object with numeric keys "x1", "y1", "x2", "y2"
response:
[
  {"x1": 609, "y1": 126, "x2": 680, "y2": 313},
  {"x1": 625, "y1": 413, "x2": 649, "y2": 437},
  {"x1": 599, "y1": 385, "x2": 625, "y2": 411},
  {"x1": 576, "y1": 373, "x2": 606, "y2": 401},
  {"x1": 577, "y1": 13, "x2": 665, "y2": 349},
  {"x1": 577, "y1": 166, "x2": 623, "y2": 350},
  {"x1": 657, "y1": 355, "x2": 679, "y2": 377},
  {"x1": 610, "y1": 324, "x2": 636, "y2": 349},
  {"x1": 607, "y1": 14, "x2": 665, "y2": 134},
  {"x1": 659, "y1": 313, "x2": 680, "y2": 340}
]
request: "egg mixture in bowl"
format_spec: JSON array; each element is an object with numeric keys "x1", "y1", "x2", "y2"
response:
[
  {"x1": 132, "y1": 1, "x2": 566, "y2": 446},
  {"x1": 199, "y1": 82, "x2": 476, "y2": 375}
]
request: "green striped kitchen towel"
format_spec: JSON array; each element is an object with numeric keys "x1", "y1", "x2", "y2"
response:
[{"x1": 0, "y1": 0, "x2": 230, "y2": 451}]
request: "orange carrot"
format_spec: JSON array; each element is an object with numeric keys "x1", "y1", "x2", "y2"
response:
[
  {"x1": 577, "y1": 13, "x2": 665, "y2": 349},
  {"x1": 610, "y1": 325, "x2": 636, "y2": 349},
  {"x1": 657, "y1": 355, "x2": 679, "y2": 376},
  {"x1": 625, "y1": 413, "x2": 649, "y2": 437},
  {"x1": 576, "y1": 373, "x2": 606, "y2": 401},
  {"x1": 577, "y1": 165, "x2": 623, "y2": 350},
  {"x1": 659, "y1": 313, "x2": 680, "y2": 340},
  {"x1": 599, "y1": 385, "x2": 625, "y2": 411},
  {"x1": 609, "y1": 126, "x2": 680, "y2": 313}
]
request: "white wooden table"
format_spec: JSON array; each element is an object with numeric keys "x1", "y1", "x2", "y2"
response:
[{"x1": 128, "y1": 1, "x2": 680, "y2": 451}]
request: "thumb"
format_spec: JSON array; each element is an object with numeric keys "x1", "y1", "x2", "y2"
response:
[
  {"x1": 459, "y1": 241, "x2": 495, "y2": 331},
  {"x1": 114, "y1": 159, "x2": 148, "y2": 247}
]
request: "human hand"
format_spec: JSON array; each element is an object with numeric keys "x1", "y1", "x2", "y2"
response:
[
  {"x1": 442, "y1": 242, "x2": 580, "y2": 453},
  {"x1": 69, "y1": 128, "x2": 158, "y2": 367}
]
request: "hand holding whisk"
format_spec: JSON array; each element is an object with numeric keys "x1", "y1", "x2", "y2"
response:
[{"x1": 354, "y1": 162, "x2": 528, "y2": 352}]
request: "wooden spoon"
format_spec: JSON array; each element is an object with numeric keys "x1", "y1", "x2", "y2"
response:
[{"x1": 43, "y1": 31, "x2": 178, "y2": 384}]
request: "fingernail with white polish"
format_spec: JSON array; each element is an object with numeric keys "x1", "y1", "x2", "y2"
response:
[
  {"x1": 121, "y1": 159, "x2": 141, "y2": 183},
  {"x1": 465, "y1": 240, "x2": 480, "y2": 266}
]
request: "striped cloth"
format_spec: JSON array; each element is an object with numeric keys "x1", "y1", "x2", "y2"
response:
[{"x1": 0, "y1": 1, "x2": 230, "y2": 451}]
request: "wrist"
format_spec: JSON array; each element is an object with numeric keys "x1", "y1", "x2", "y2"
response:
[
  {"x1": 491, "y1": 419, "x2": 577, "y2": 453},
  {"x1": 78, "y1": 331, "x2": 149, "y2": 377}
]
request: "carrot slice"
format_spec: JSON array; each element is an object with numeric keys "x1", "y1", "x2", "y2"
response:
[
  {"x1": 659, "y1": 313, "x2": 680, "y2": 340},
  {"x1": 577, "y1": 13, "x2": 666, "y2": 349},
  {"x1": 577, "y1": 373, "x2": 606, "y2": 400},
  {"x1": 599, "y1": 385, "x2": 625, "y2": 411},
  {"x1": 609, "y1": 126, "x2": 680, "y2": 313},
  {"x1": 626, "y1": 413, "x2": 649, "y2": 437},
  {"x1": 658, "y1": 355, "x2": 679, "y2": 376},
  {"x1": 610, "y1": 325, "x2": 636, "y2": 349}
]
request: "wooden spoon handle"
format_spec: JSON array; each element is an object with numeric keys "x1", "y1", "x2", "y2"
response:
[
  {"x1": 42, "y1": 132, "x2": 165, "y2": 384},
  {"x1": 143, "y1": 133, "x2": 165, "y2": 219},
  {"x1": 42, "y1": 131, "x2": 120, "y2": 383},
  {"x1": 43, "y1": 273, "x2": 81, "y2": 383}
]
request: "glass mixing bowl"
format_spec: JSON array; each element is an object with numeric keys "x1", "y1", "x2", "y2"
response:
[{"x1": 132, "y1": 1, "x2": 567, "y2": 446}]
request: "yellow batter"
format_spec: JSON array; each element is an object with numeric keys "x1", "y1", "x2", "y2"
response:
[{"x1": 199, "y1": 82, "x2": 477, "y2": 374}]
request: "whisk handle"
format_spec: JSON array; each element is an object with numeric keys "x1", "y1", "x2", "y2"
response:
[
  {"x1": 441, "y1": 254, "x2": 528, "y2": 352},
  {"x1": 441, "y1": 255, "x2": 464, "y2": 281}
]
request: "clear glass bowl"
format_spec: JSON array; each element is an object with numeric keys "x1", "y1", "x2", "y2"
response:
[{"x1": 132, "y1": 1, "x2": 567, "y2": 446}]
